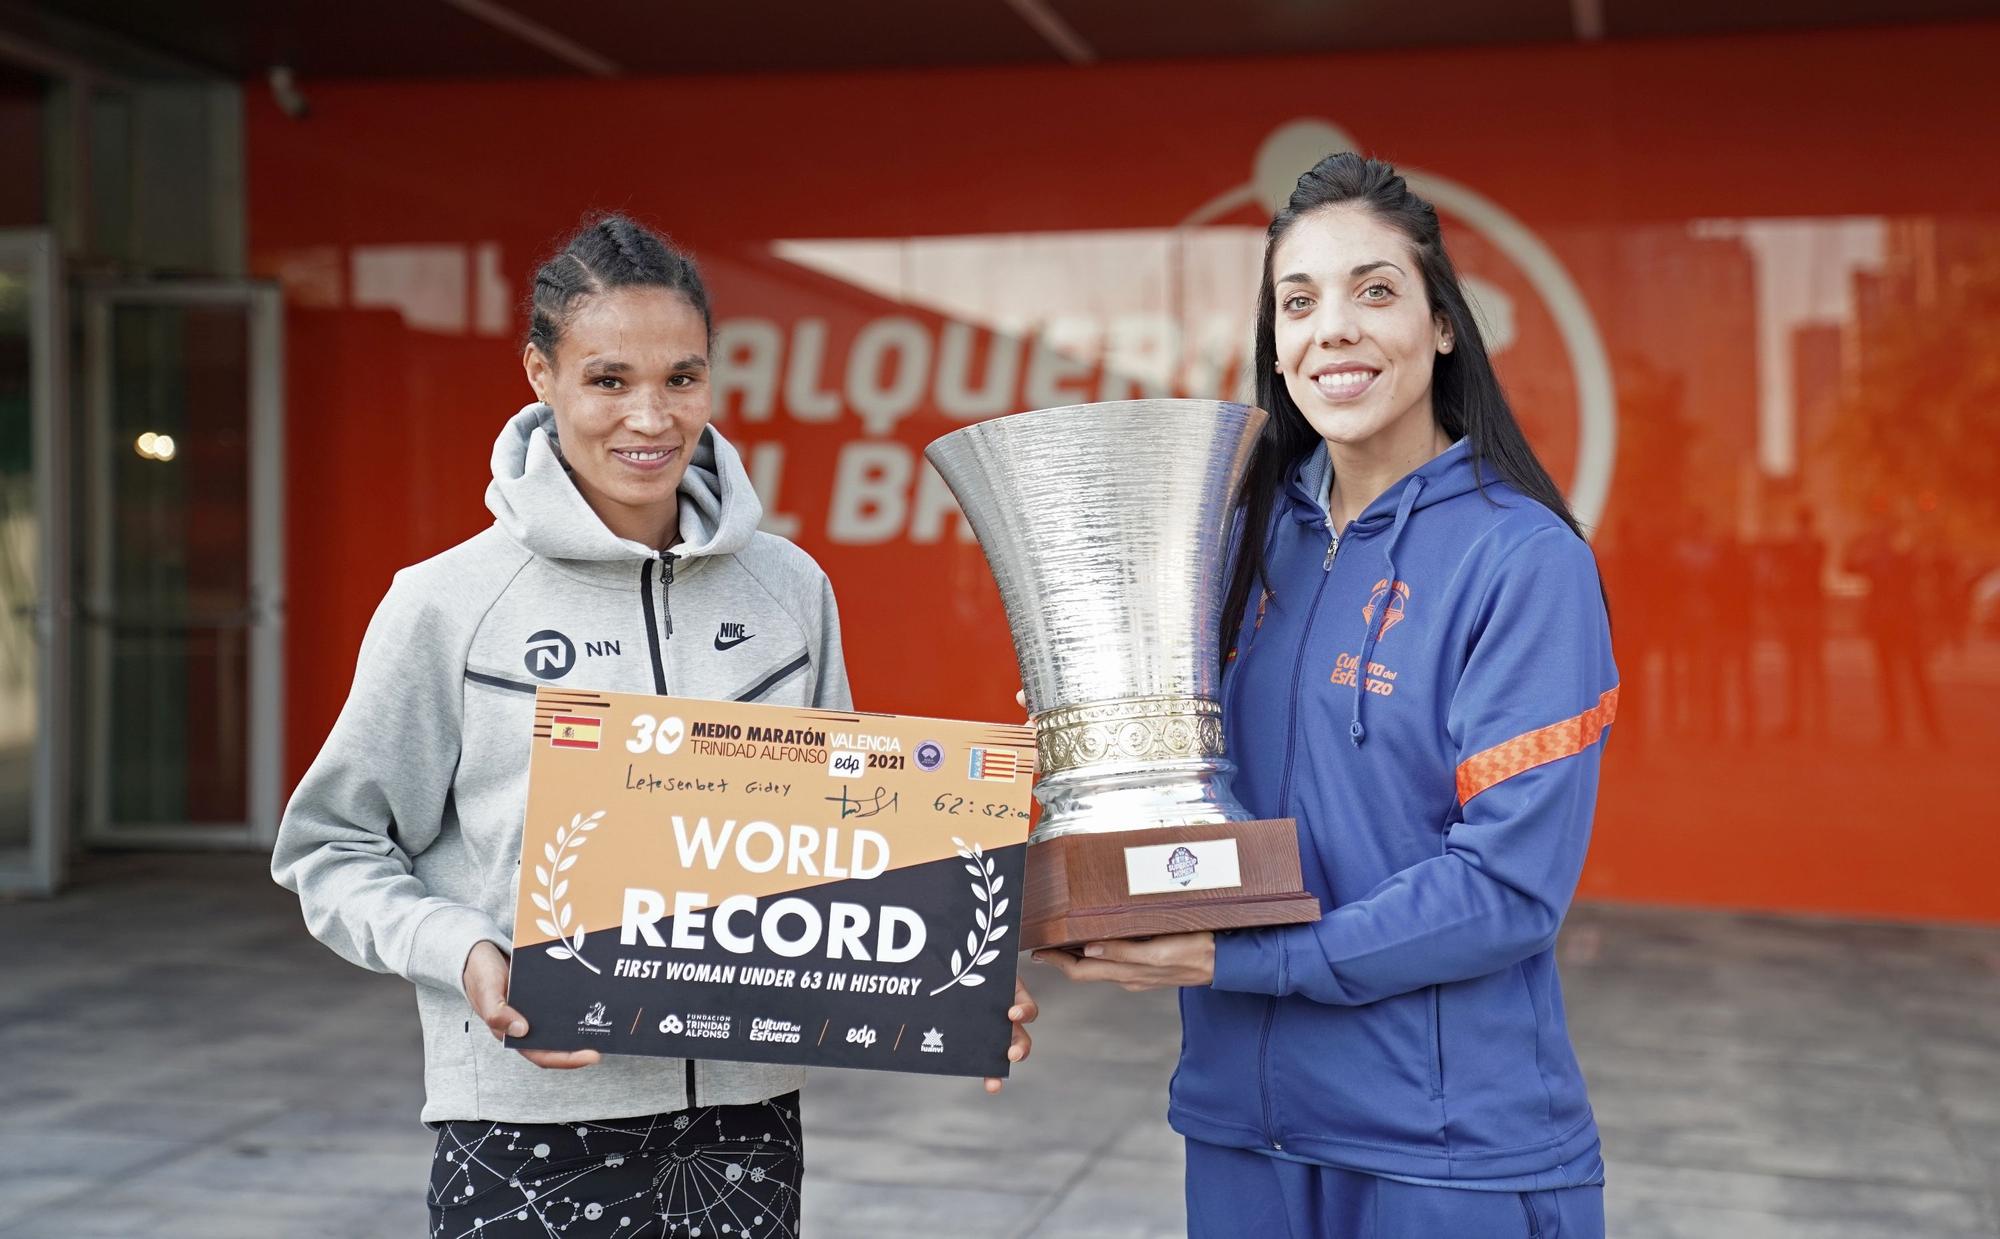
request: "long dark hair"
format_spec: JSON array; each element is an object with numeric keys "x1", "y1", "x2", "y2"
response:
[
  {"x1": 525, "y1": 212, "x2": 712, "y2": 364},
  {"x1": 1221, "y1": 153, "x2": 1589, "y2": 659}
]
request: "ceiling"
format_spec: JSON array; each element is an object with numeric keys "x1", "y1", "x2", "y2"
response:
[{"x1": 6, "y1": 0, "x2": 1998, "y2": 80}]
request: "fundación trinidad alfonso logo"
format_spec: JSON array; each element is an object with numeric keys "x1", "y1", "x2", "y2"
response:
[{"x1": 1363, "y1": 580, "x2": 1412, "y2": 640}]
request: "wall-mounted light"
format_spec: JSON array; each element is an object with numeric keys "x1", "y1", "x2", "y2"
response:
[
  {"x1": 269, "y1": 65, "x2": 309, "y2": 120},
  {"x1": 135, "y1": 432, "x2": 177, "y2": 462}
]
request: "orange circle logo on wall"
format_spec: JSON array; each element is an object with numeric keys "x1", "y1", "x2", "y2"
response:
[{"x1": 1181, "y1": 120, "x2": 1617, "y2": 532}]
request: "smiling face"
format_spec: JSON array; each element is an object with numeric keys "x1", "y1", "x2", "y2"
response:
[
  {"x1": 523, "y1": 287, "x2": 712, "y2": 548},
  {"x1": 1271, "y1": 204, "x2": 1453, "y2": 459}
]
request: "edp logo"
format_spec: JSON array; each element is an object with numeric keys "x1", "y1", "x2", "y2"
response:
[{"x1": 845, "y1": 1024, "x2": 878, "y2": 1049}]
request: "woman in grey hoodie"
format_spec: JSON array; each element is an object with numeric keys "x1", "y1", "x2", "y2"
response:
[{"x1": 273, "y1": 215, "x2": 1035, "y2": 1237}]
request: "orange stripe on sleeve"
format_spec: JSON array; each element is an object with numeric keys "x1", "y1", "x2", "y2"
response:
[{"x1": 1456, "y1": 685, "x2": 1620, "y2": 805}]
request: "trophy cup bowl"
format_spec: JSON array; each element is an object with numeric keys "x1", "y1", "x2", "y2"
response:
[{"x1": 925, "y1": 399, "x2": 1321, "y2": 950}]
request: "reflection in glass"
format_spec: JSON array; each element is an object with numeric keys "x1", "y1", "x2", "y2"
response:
[
  {"x1": 90, "y1": 303, "x2": 252, "y2": 829},
  {"x1": 0, "y1": 261, "x2": 34, "y2": 853},
  {"x1": 712, "y1": 206, "x2": 2000, "y2": 920}
]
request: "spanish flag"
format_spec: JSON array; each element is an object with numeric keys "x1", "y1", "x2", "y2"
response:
[{"x1": 549, "y1": 715, "x2": 602, "y2": 750}]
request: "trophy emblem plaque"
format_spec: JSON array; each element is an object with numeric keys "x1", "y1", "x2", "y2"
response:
[{"x1": 926, "y1": 399, "x2": 1322, "y2": 950}]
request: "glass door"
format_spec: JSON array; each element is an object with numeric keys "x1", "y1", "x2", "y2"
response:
[
  {"x1": 0, "y1": 230, "x2": 66, "y2": 894},
  {"x1": 80, "y1": 282, "x2": 283, "y2": 849}
]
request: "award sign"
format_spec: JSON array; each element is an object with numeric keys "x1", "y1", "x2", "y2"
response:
[{"x1": 505, "y1": 688, "x2": 1034, "y2": 1079}]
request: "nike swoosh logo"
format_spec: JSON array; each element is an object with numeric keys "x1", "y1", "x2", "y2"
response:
[{"x1": 714, "y1": 633, "x2": 756, "y2": 651}]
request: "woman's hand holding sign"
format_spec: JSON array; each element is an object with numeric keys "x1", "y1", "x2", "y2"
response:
[
  {"x1": 983, "y1": 976, "x2": 1039, "y2": 1094},
  {"x1": 464, "y1": 941, "x2": 603, "y2": 1070},
  {"x1": 981, "y1": 689, "x2": 1040, "y2": 1092}
]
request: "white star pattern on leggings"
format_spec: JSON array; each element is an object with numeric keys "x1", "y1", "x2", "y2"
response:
[{"x1": 430, "y1": 1099, "x2": 801, "y2": 1238}]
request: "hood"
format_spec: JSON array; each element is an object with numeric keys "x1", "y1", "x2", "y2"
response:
[
  {"x1": 483, "y1": 403, "x2": 763, "y2": 563},
  {"x1": 1285, "y1": 437, "x2": 1481, "y2": 535}
]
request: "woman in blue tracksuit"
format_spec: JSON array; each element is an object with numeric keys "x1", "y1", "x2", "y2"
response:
[{"x1": 1035, "y1": 153, "x2": 1616, "y2": 1236}]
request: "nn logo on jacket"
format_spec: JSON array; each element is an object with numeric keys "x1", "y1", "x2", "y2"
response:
[
  {"x1": 1363, "y1": 580, "x2": 1411, "y2": 640},
  {"x1": 524, "y1": 629, "x2": 576, "y2": 679}
]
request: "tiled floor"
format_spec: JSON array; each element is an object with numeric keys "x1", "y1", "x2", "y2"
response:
[{"x1": 1, "y1": 854, "x2": 1995, "y2": 1238}]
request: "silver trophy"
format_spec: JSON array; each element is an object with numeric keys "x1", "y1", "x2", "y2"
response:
[{"x1": 926, "y1": 399, "x2": 1319, "y2": 948}]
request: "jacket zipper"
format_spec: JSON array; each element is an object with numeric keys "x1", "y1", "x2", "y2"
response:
[
  {"x1": 1430, "y1": 985, "x2": 1445, "y2": 1099},
  {"x1": 675, "y1": 553, "x2": 692, "y2": 1105},
  {"x1": 1276, "y1": 528, "x2": 1341, "y2": 797},
  {"x1": 1518, "y1": 1191, "x2": 1543, "y2": 1238},
  {"x1": 638, "y1": 552, "x2": 689, "y2": 1104},
  {"x1": 638, "y1": 554, "x2": 676, "y2": 695},
  {"x1": 1259, "y1": 524, "x2": 1341, "y2": 1151}
]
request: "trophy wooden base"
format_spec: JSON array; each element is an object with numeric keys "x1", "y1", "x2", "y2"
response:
[{"x1": 1019, "y1": 819, "x2": 1321, "y2": 951}]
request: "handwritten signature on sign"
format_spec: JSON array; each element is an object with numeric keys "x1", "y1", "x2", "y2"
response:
[{"x1": 824, "y1": 785, "x2": 901, "y2": 820}]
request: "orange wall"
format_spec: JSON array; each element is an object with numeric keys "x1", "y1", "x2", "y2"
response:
[{"x1": 248, "y1": 22, "x2": 2000, "y2": 924}]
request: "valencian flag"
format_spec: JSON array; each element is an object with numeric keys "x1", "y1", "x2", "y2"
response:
[{"x1": 968, "y1": 746, "x2": 1018, "y2": 783}]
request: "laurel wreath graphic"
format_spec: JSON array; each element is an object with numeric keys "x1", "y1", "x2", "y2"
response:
[
  {"x1": 531, "y1": 810, "x2": 605, "y2": 974},
  {"x1": 928, "y1": 837, "x2": 1009, "y2": 996}
]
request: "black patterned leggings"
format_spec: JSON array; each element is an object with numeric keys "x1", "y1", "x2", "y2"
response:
[{"x1": 428, "y1": 1091, "x2": 802, "y2": 1238}]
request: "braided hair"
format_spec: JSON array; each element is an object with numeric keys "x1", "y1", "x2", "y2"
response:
[{"x1": 525, "y1": 213, "x2": 711, "y2": 364}]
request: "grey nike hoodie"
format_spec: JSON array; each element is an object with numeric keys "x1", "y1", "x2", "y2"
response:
[{"x1": 273, "y1": 403, "x2": 849, "y2": 1122}]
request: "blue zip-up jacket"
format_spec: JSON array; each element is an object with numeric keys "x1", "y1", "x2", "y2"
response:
[{"x1": 1170, "y1": 439, "x2": 1618, "y2": 1182}]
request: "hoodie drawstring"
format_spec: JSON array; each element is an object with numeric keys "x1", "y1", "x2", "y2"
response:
[
  {"x1": 1349, "y1": 477, "x2": 1424, "y2": 747},
  {"x1": 658, "y1": 551, "x2": 676, "y2": 638}
]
